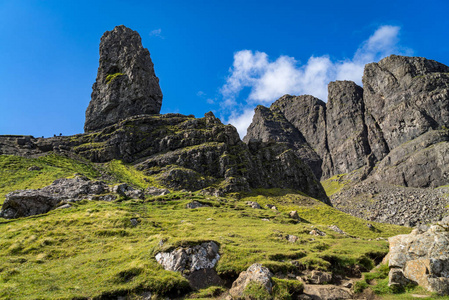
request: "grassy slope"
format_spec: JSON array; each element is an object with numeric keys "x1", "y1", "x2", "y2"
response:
[{"x1": 0, "y1": 154, "x2": 412, "y2": 299}]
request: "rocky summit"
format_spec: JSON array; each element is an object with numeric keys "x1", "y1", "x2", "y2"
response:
[
  {"x1": 2, "y1": 25, "x2": 449, "y2": 299},
  {"x1": 84, "y1": 25, "x2": 163, "y2": 132}
]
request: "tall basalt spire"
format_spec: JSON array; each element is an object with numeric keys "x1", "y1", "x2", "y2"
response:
[{"x1": 84, "y1": 25, "x2": 162, "y2": 132}]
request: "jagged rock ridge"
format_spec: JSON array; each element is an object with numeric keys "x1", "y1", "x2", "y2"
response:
[
  {"x1": 84, "y1": 25, "x2": 163, "y2": 132},
  {"x1": 245, "y1": 55, "x2": 449, "y2": 188}
]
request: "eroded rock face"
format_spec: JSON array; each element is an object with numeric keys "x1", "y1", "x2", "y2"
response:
[
  {"x1": 363, "y1": 55, "x2": 449, "y2": 152},
  {"x1": 244, "y1": 105, "x2": 323, "y2": 179},
  {"x1": 229, "y1": 263, "x2": 273, "y2": 299},
  {"x1": 0, "y1": 176, "x2": 111, "y2": 219},
  {"x1": 85, "y1": 25, "x2": 162, "y2": 132},
  {"x1": 385, "y1": 218, "x2": 449, "y2": 294},
  {"x1": 244, "y1": 55, "x2": 449, "y2": 188},
  {"x1": 326, "y1": 81, "x2": 370, "y2": 175}
]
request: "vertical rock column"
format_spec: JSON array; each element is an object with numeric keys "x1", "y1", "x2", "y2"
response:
[{"x1": 84, "y1": 25, "x2": 163, "y2": 132}]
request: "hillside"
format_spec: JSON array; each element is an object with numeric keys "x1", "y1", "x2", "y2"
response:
[{"x1": 0, "y1": 153, "x2": 411, "y2": 299}]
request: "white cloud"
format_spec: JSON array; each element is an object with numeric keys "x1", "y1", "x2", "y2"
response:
[
  {"x1": 150, "y1": 28, "x2": 163, "y2": 38},
  {"x1": 226, "y1": 108, "x2": 255, "y2": 138},
  {"x1": 220, "y1": 25, "x2": 410, "y2": 137}
]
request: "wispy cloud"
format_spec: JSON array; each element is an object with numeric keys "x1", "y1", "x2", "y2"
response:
[
  {"x1": 220, "y1": 25, "x2": 411, "y2": 137},
  {"x1": 149, "y1": 28, "x2": 164, "y2": 38}
]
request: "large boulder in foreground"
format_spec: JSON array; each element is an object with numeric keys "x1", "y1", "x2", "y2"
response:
[
  {"x1": 229, "y1": 263, "x2": 273, "y2": 299},
  {"x1": 384, "y1": 217, "x2": 449, "y2": 294},
  {"x1": 85, "y1": 25, "x2": 163, "y2": 132},
  {"x1": 155, "y1": 241, "x2": 223, "y2": 289}
]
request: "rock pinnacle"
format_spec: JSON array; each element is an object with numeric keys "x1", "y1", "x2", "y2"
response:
[{"x1": 84, "y1": 25, "x2": 163, "y2": 132}]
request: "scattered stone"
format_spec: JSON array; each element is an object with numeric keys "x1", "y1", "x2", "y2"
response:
[
  {"x1": 113, "y1": 183, "x2": 144, "y2": 199},
  {"x1": 229, "y1": 263, "x2": 273, "y2": 299},
  {"x1": 328, "y1": 225, "x2": 346, "y2": 235},
  {"x1": 303, "y1": 284, "x2": 352, "y2": 300},
  {"x1": 27, "y1": 166, "x2": 42, "y2": 171},
  {"x1": 286, "y1": 234, "x2": 298, "y2": 243},
  {"x1": 246, "y1": 201, "x2": 261, "y2": 209},
  {"x1": 55, "y1": 204, "x2": 72, "y2": 210},
  {"x1": 289, "y1": 210, "x2": 299, "y2": 219},
  {"x1": 186, "y1": 200, "x2": 209, "y2": 209},
  {"x1": 265, "y1": 204, "x2": 278, "y2": 210},
  {"x1": 366, "y1": 223, "x2": 375, "y2": 230},
  {"x1": 146, "y1": 187, "x2": 170, "y2": 196},
  {"x1": 261, "y1": 218, "x2": 270, "y2": 222},
  {"x1": 308, "y1": 270, "x2": 332, "y2": 284},
  {"x1": 309, "y1": 228, "x2": 326, "y2": 236},
  {"x1": 130, "y1": 218, "x2": 139, "y2": 227}
]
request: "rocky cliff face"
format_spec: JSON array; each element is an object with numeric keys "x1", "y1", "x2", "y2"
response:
[
  {"x1": 245, "y1": 55, "x2": 449, "y2": 188},
  {"x1": 84, "y1": 25, "x2": 163, "y2": 132},
  {"x1": 0, "y1": 112, "x2": 329, "y2": 203}
]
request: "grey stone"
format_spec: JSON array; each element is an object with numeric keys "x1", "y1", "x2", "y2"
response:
[
  {"x1": 155, "y1": 241, "x2": 220, "y2": 273},
  {"x1": 229, "y1": 263, "x2": 273, "y2": 298},
  {"x1": 309, "y1": 270, "x2": 332, "y2": 284},
  {"x1": 246, "y1": 201, "x2": 262, "y2": 209},
  {"x1": 146, "y1": 187, "x2": 170, "y2": 196},
  {"x1": 186, "y1": 201, "x2": 209, "y2": 209},
  {"x1": 385, "y1": 224, "x2": 449, "y2": 294},
  {"x1": 85, "y1": 25, "x2": 162, "y2": 132},
  {"x1": 0, "y1": 176, "x2": 110, "y2": 219}
]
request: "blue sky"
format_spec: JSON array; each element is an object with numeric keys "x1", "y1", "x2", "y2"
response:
[{"x1": 1, "y1": 0, "x2": 448, "y2": 138}]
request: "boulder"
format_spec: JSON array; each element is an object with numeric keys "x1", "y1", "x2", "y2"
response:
[
  {"x1": 303, "y1": 285, "x2": 352, "y2": 300},
  {"x1": 308, "y1": 270, "x2": 332, "y2": 284},
  {"x1": 229, "y1": 263, "x2": 273, "y2": 298},
  {"x1": 155, "y1": 241, "x2": 220, "y2": 273},
  {"x1": 155, "y1": 241, "x2": 222, "y2": 290},
  {"x1": 85, "y1": 25, "x2": 163, "y2": 132},
  {"x1": 385, "y1": 219, "x2": 449, "y2": 294},
  {"x1": 0, "y1": 176, "x2": 110, "y2": 219}
]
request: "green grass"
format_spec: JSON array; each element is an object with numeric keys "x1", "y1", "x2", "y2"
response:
[
  {"x1": 0, "y1": 188, "x2": 411, "y2": 299},
  {"x1": 105, "y1": 72, "x2": 125, "y2": 84},
  {"x1": 0, "y1": 154, "x2": 100, "y2": 205},
  {"x1": 0, "y1": 154, "x2": 412, "y2": 299},
  {"x1": 321, "y1": 173, "x2": 350, "y2": 196}
]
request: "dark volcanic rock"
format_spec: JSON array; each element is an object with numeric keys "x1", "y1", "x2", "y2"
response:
[
  {"x1": 363, "y1": 55, "x2": 449, "y2": 152},
  {"x1": 244, "y1": 105, "x2": 323, "y2": 179},
  {"x1": 84, "y1": 25, "x2": 162, "y2": 132},
  {"x1": 272, "y1": 95, "x2": 331, "y2": 177},
  {"x1": 0, "y1": 112, "x2": 329, "y2": 204},
  {"x1": 326, "y1": 81, "x2": 370, "y2": 175},
  {"x1": 370, "y1": 130, "x2": 449, "y2": 188}
]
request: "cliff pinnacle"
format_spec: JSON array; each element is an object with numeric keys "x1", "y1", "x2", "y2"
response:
[{"x1": 84, "y1": 25, "x2": 163, "y2": 132}]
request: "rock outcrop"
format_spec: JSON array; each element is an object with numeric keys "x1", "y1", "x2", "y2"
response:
[
  {"x1": 155, "y1": 241, "x2": 223, "y2": 289},
  {"x1": 229, "y1": 263, "x2": 273, "y2": 299},
  {"x1": 155, "y1": 241, "x2": 220, "y2": 273},
  {"x1": 84, "y1": 25, "x2": 162, "y2": 132},
  {"x1": 244, "y1": 55, "x2": 449, "y2": 187},
  {"x1": 385, "y1": 217, "x2": 449, "y2": 295},
  {"x1": 0, "y1": 112, "x2": 330, "y2": 204},
  {"x1": 0, "y1": 176, "x2": 112, "y2": 219}
]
